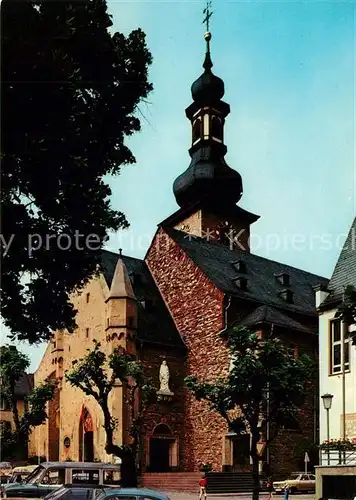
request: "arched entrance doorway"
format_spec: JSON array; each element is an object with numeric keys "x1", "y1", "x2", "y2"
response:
[
  {"x1": 149, "y1": 424, "x2": 177, "y2": 472},
  {"x1": 78, "y1": 407, "x2": 94, "y2": 462}
]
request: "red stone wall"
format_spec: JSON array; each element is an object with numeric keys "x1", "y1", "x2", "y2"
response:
[
  {"x1": 146, "y1": 227, "x2": 319, "y2": 476},
  {"x1": 146, "y1": 228, "x2": 229, "y2": 472},
  {"x1": 138, "y1": 345, "x2": 186, "y2": 471},
  {"x1": 267, "y1": 328, "x2": 318, "y2": 477}
]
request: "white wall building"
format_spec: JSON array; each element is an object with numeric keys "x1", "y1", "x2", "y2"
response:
[
  {"x1": 317, "y1": 218, "x2": 356, "y2": 447},
  {"x1": 315, "y1": 218, "x2": 356, "y2": 499}
]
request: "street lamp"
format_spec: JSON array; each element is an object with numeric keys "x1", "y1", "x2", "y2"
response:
[{"x1": 321, "y1": 394, "x2": 333, "y2": 465}]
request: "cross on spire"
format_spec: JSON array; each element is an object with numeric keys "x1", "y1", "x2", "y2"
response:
[{"x1": 202, "y1": 0, "x2": 213, "y2": 32}]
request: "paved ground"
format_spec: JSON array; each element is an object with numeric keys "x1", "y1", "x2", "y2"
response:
[{"x1": 166, "y1": 493, "x2": 315, "y2": 500}]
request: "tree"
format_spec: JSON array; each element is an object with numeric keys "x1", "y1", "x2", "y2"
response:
[
  {"x1": 0, "y1": 345, "x2": 55, "y2": 460},
  {"x1": 66, "y1": 341, "x2": 156, "y2": 487},
  {"x1": 185, "y1": 327, "x2": 313, "y2": 500},
  {"x1": 1, "y1": 0, "x2": 152, "y2": 344},
  {"x1": 335, "y1": 285, "x2": 356, "y2": 344}
]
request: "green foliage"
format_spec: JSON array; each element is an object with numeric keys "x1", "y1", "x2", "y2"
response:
[
  {"x1": 200, "y1": 462, "x2": 213, "y2": 473},
  {"x1": 0, "y1": 423, "x2": 17, "y2": 461},
  {"x1": 185, "y1": 327, "x2": 313, "y2": 500},
  {"x1": 20, "y1": 382, "x2": 56, "y2": 433},
  {"x1": 335, "y1": 285, "x2": 356, "y2": 344},
  {"x1": 0, "y1": 345, "x2": 55, "y2": 460},
  {"x1": 320, "y1": 438, "x2": 356, "y2": 451},
  {"x1": 1, "y1": 0, "x2": 153, "y2": 344},
  {"x1": 186, "y1": 327, "x2": 313, "y2": 435},
  {"x1": 66, "y1": 341, "x2": 156, "y2": 485},
  {"x1": 0, "y1": 345, "x2": 29, "y2": 384}
]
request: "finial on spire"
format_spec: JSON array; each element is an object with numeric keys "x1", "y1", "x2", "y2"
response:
[
  {"x1": 203, "y1": 0, "x2": 213, "y2": 32},
  {"x1": 202, "y1": 1, "x2": 213, "y2": 72}
]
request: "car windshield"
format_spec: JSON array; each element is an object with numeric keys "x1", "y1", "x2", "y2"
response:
[
  {"x1": 288, "y1": 474, "x2": 300, "y2": 480},
  {"x1": 9, "y1": 472, "x2": 28, "y2": 483},
  {"x1": 25, "y1": 465, "x2": 44, "y2": 484},
  {"x1": 45, "y1": 487, "x2": 98, "y2": 500}
]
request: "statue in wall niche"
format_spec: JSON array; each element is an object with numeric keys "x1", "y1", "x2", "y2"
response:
[{"x1": 158, "y1": 360, "x2": 173, "y2": 396}]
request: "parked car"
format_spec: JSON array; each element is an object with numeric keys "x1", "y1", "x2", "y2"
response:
[
  {"x1": 94, "y1": 488, "x2": 171, "y2": 500},
  {"x1": 8, "y1": 466, "x2": 38, "y2": 485},
  {"x1": 43, "y1": 484, "x2": 105, "y2": 499},
  {"x1": 0, "y1": 464, "x2": 13, "y2": 489},
  {"x1": 273, "y1": 472, "x2": 316, "y2": 494},
  {"x1": 1, "y1": 462, "x2": 120, "y2": 498},
  {"x1": 43, "y1": 485, "x2": 171, "y2": 500}
]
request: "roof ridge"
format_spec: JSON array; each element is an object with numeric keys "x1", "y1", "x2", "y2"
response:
[{"x1": 165, "y1": 227, "x2": 328, "y2": 281}]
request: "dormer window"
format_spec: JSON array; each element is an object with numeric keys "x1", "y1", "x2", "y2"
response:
[
  {"x1": 233, "y1": 277, "x2": 248, "y2": 291},
  {"x1": 279, "y1": 289, "x2": 294, "y2": 303},
  {"x1": 275, "y1": 272, "x2": 290, "y2": 286},
  {"x1": 232, "y1": 260, "x2": 246, "y2": 273}
]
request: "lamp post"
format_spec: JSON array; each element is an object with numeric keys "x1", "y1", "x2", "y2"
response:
[{"x1": 321, "y1": 393, "x2": 333, "y2": 465}]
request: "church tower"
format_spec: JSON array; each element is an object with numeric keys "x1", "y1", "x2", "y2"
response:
[
  {"x1": 105, "y1": 252, "x2": 137, "y2": 451},
  {"x1": 163, "y1": 12, "x2": 259, "y2": 252},
  {"x1": 105, "y1": 251, "x2": 137, "y2": 355}
]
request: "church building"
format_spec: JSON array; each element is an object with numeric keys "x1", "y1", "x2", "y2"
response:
[{"x1": 30, "y1": 27, "x2": 328, "y2": 483}]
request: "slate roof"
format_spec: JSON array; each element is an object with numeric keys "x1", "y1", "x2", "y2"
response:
[
  {"x1": 321, "y1": 217, "x2": 356, "y2": 308},
  {"x1": 164, "y1": 227, "x2": 328, "y2": 316},
  {"x1": 236, "y1": 305, "x2": 314, "y2": 334},
  {"x1": 100, "y1": 250, "x2": 184, "y2": 349}
]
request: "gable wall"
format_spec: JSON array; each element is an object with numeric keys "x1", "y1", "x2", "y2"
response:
[
  {"x1": 319, "y1": 307, "x2": 356, "y2": 443},
  {"x1": 146, "y1": 227, "x2": 228, "y2": 471},
  {"x1": 29, "y1": 275, "x2": 122, "y2": 463}
]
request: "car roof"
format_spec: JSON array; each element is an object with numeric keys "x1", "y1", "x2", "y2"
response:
[
  {"x1": 38, "y1": 462, "x2": 120, "y2": 470},
  {"x1": 59, "y1": 484, "x2": 106, "y2": 489},
  {"x1": 12, "y1": 466, "x2": 37, "y2": 472},
  {"x1": 104, "y1": 488, "x2": 167, "y2": 498}
]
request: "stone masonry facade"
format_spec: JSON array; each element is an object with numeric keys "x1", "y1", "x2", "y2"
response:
[
  {"x1": 29, "y1": 229, "x2": 319, "y2": 477},
  {"x1": 146, "y1": 227, "x2": 318, "y2": 475},
  {"x1": 146, "y1": 227, "x2": 229, "y2": 472}
]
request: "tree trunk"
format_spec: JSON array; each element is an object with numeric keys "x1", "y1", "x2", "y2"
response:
[
  {"x1": 251, "y1": 430, "x2": 260, "y2": 500},
  {"x1": 120, "y1": 451, "x2": 137, "y2": 488},
  {"x1": 102, "y1": 401, "x2": 137, "y2": 487},
  {"x1": 16, "y1": 431, "x2": 29, "y2": 461},
  {"x1": 11, "y1": 389, "x2": 28, "y2": 461}
]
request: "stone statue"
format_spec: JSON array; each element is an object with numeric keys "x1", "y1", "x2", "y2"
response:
[{"x1": 159, "y1": 360, "x2": 173, "y2": 395}]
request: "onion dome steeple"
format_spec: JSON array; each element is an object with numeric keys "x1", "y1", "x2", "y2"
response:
[
  {"x1": 191, "y1": 31, "x2": 225, "y2": 104},
  {"x1": 173, "y1": 3, "x2": 243, "y2": 209}
]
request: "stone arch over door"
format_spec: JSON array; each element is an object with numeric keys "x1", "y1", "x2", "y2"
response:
[
  {"x1": 78, "y1": 406, "x2": 94, "y2": 462},
  {"x1": 148, "y1": 423, "x2": 178, "y2": 472}
]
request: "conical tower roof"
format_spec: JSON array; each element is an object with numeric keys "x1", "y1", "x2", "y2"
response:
[{"x1": 106, "y1": 251, "x2": 136, "y2": 301}]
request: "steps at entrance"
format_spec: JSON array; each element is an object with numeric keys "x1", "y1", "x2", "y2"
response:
[
  {"x1": 141, "y1": 472, "x2": 260, "y2": 493},
  {"x1": 141, "y1": 473, "x2": 201, "y2": 492},
  {"x1": 207, "y1": 472, "x2": 255, "y2": 493}
]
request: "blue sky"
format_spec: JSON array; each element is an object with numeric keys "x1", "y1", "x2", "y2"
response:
[{"x1": 1, "y1": 0, "x2": 355, "y2": 371}]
